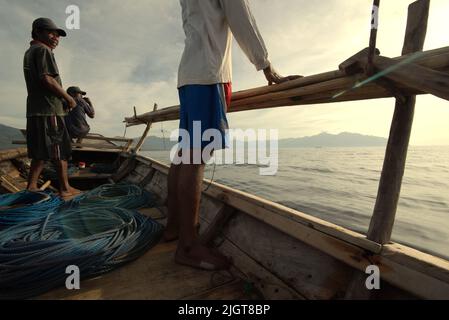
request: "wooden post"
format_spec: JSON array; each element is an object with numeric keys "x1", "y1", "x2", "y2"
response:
[
  {"x1": 345, "y1": 0, "x2": 430, "y2": 299},
  {"x1": 134, "y1": 103, "x2": 158, "y2": 153},
  {"x1": 367, "y1": 0, "x2": 381, "y2": 75},
  {"x1": 367, "y1": 0, "x2": 429, "y2": 244}
]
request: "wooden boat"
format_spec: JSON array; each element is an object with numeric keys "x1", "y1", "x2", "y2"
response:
[
  {"x1": 1, "y1": 0, "x2": 449, "y2": 300},
  {"x1": 1, "y1": 137, "x2": 449, "y2": 300}
]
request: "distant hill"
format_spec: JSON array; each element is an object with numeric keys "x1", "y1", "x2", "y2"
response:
[
  {"x1": 278, "y1": 132, "x2": 387, "y2": 148},
  {"x1": 0, "y1": 124, "x2": 386, "y2": 151},
  {"x1": 0, "y1": 124, "x2": 23, "y2": 150},
  {"x1": 139, "y1": 132, "x2": 387, "y2": 151}
]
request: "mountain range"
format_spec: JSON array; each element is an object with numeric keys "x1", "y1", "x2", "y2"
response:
[
  {"x1": 137, "y1": 132, "x2": 387, "y2": 150},
  {"x1": 0, "y1": 123, "x2": 387, "y2": 151}
]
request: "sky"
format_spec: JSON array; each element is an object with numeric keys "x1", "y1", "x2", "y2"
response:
[{"x1": 0, "y1": 0, "x2": 448, "y2": 146}]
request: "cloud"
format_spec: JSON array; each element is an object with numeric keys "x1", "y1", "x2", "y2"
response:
[{"x1": 0, "y1": 0, "x2": 448, "y2": 145}]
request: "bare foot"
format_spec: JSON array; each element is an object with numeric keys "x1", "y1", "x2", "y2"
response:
[
  {"x1": 27, "y1": 188, "x2": 41, "y2": 193},
  {"x1": 59, "y1": 187, "x2": 83, "y2": 200},
  {"x1": 162, "y1": 224, "x2": 201, "y2": 243},
  {"x1": 175, "y1": 243, "x2": 232, "y2": 271}
]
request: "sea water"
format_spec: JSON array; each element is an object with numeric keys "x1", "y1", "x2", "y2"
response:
[{"x1": 142, "y1": 146, "x2": 449, "y2": 260}]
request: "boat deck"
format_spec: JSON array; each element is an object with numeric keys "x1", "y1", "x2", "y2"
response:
[
  {"x1": 37, "y1": 240, "x2": 254, "y2": 300},
  {"x1": 35, "y1": 207, "x2": 257, "y2": 300}
]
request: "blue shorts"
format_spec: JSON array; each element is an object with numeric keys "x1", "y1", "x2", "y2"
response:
[{"x1": 178, "y1": 83, "x2": 231, "y2": 151}]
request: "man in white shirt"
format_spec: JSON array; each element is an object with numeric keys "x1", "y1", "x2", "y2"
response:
[{"x1": 164, "y1": 0, "x2": 301, "y2": 270}]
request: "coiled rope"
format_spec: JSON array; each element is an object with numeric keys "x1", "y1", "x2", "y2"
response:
[
  {"x1": 0, "y1": 184, "x2": 163, "y2": 299},
  {"x1": 0, "y1": 191, "x2": 63, "y2": 230},
  {"x1": 65, "y1": 183, "x2": 157, "y2": 210}
]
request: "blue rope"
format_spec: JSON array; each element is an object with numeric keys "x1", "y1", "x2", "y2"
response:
[
  {"x1": 0, "y1": 184, "x2": 163, "y2": 300},
  {"x1": 65, "y1": 183, "x2": 157, "y2": 210},
  {"x1": 0, "y1": 191, "x2": 63, "y2": 230}
]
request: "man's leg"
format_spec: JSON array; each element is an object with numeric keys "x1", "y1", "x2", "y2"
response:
[
  {"x1": 27, "y1": 159, "x2": 45, "y2": 191},
  {"x1": 175, "y1": 161, "x2": 230, "y2": 270},
  {"x1": 163, "y1": 162, "x2": 182, "y2": 241},
  {"x1": 54, "y1": 160, "x2": 80, "y2": 197}
]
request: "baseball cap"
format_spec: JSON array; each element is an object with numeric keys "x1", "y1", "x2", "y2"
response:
[
  {"x1": 32, "y1": 17, "x2": 67, "y2": 37},
  {"x1": 67, "y1": 86, "x2": 87, "y2": 95}
]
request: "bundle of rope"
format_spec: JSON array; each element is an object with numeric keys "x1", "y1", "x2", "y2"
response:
[
  {"x1": 0, "y1": 183, "x2": 163, "y2": 299},
  {"x1": 0, "y1": 206, "x2": 163, "y2": 299},
  {"x1": 65, "y1": 183, "x2": 157, "y2": 210},
  {"x1": 0, "y1": 191, "x2": 63, "y2": 230}
]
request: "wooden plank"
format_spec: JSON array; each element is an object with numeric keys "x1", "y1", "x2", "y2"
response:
[
  {"x1": 37, "y1": 241, "x2": 240, "y2": 300},
  {"x1": 180, "y1": 280, "x2": 255, "y2": 300},
  {"x1": 203, "y1": 181, "x2": 382, "y2": 253},
  {"x1": 68, "y1": 172, "x2": 112, "y2": 180},
  {"x1": 200, "y1": 206, "x2": 236, "y2": 245},
  {"x1": 381, "y1": 243, "x2": 449, "y2": 284},
  {"x1": 0, "y1": 148, "x2": 28, "y2": 162},
  {"x1": 200, "y1": 204, "x2": 350, "y2": 300},
  {"x1": 112, "y1": 157, "x2": 138, "y2": 183},
  {"x1": 81, "y1": 136, "x2": 133, "y2": 143},
  {"x1": 0, "y1": 175, "x2": 21, "y2": 193},
  {"x1": 198, "y1": 199, "x2": 305, "y2": 299}
]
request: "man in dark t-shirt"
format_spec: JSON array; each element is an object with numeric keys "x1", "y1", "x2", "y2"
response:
[
  {"x1": 23, "y1": 17, "x2": 81, "y2": 199},
  {"x1": 65, "y1": 86, "x2": 95, "y2": 144}
]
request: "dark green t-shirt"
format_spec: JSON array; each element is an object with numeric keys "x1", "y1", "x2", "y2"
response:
[{"x1": 23, "y1": 42, "x2": 66, "y2": 117}]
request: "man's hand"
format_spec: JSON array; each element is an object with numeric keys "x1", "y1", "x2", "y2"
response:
[
  {"x1": 66, "y1": 96, "x2": 77, "y2": 110},
  {"x1": 263, "y1": 64, "x2": 302, "y2": 86},
  {"x1": 83, "y1": 97, "x2": 92, "y2": 106}
]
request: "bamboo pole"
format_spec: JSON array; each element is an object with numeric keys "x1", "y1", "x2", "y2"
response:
[
  {"x1": 125, "y1": 46, "x2": 449, "y2": 127},
  {"x1": 134, "y1": 103, "x2": 158, "y2": 153}
]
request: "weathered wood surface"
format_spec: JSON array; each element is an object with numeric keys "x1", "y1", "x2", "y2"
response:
[
  {"x1": 368, "y1": 0, "x2": 429, "y2": 245},
  {"x1": 372, "y1": 55, "x2": 449, "y2": 101},
  {"x1": 125, "y1": 46, "x2": 449, "y2": 126},
  {"x1": 133, "y1": 104, "x2": 158, "y2": 152},
  {"x1": 0, "y1": 148, "x2": 28, "y2": 162},
  {"x1": 37, "y1": 241, "x2": 246, "y2": 300},
  {"x1": 346, "y1": 0, "x2": 431, "y2": 300}
]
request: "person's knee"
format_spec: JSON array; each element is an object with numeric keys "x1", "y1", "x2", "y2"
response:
[{"x1": 52, "y1": 160, "x2": 67, "y2": 167}]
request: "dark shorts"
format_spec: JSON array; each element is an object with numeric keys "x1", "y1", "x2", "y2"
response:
[
  {"x1": 26, "y1": 116, "x2": 72, "y2": 161},
  {"x1": 178, "y1": 83, "x2": 231, "y2": 151}
]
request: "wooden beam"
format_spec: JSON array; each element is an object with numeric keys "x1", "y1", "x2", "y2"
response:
[
  {"x1": 372, "y1": 55, "x2": 449, "y2": 101},
  {"x1": 81, "y1": 136, "x2": 133, "y2": 143},
  {"x1": 200, "y1": 206, "x2": 236, "y2": 245},
  {"x1": 125, "y1": 45, "x2": 449, "y2": 127},
  {"x1": 345, "y1": 0, "x2": 431, "y2": 300},
  {"x1": 367, "y1": 0, "x2": 429, "y2": 244},
  {"x1": 134, "y1": 104, "x2": 158, "y2": 152},
  {"x1": 0, "y1": 148, "x2": 28, "y2": 162},
  {"x1": 339, "y1": 47, "x2": 380, "y2": 75}
]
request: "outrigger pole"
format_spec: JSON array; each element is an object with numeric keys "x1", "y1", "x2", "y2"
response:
[{"x1": 367, "y1": 0, "x2": 381, "y2": 76}]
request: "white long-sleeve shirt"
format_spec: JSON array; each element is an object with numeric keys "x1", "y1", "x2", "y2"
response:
[{"x1": 177, "y1": 0, "x2": 270, "y2": 88}]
